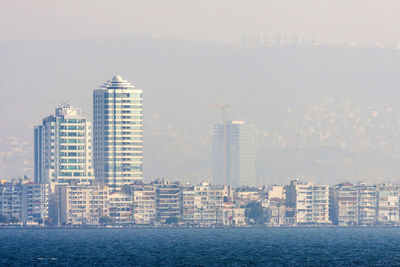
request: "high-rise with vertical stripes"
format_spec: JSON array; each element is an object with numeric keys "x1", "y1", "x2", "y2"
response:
[{"x1": 93, "y1": 75, "x2": 143, "y2": 191}]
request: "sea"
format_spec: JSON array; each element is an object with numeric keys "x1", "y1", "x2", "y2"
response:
[{"x1": 1, "y1": 227, "x2": 400, "y2": 266}]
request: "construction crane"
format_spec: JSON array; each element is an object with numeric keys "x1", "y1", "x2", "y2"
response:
[{"x1": 213, "y1": 104, "x2": 230, "y2": 186}]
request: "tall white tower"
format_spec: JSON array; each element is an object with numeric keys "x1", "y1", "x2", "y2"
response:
[
  {"x1": 34, "y1": 104, "x2": 94, "y2": 190},
  {"x1": 93, "y1": 75, "x2": 143, "y2": 191}
]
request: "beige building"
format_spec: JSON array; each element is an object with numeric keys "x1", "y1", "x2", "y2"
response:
[
  {"x1": 377, "y1": 184, "x2": 399, "y2": 224},
  {"x1": 222, "y1": 202, "x2": 246, "y2": 226},
  {"x1": 109, "y1": 191, "x2": 133, "y2": 224},
  {"x1": 54, "y1": 183, "x2": 109, "y2": 225},
  {"x1": 193, "y1": 181, "x2": 224, "y2": 226},
  {"x1": 287, "y1": 179, "x2": 330, "y2": 224},
  {"x1": 181, "y1": 185, "x2": 195, "y2": 223},
  {"x1": 123, "y1": 183, "x2": 156, "y2": 224},
  {"x1": 357, "y1": 183, "x2": 377, "y2": 225},
  {"x1": 330, "y1": 183, "x2": 358, "y2": 226}
]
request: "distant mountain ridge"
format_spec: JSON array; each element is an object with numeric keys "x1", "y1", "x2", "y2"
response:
[{"x1": 1, "y1": 37, "x2": 400, "y2": 184}]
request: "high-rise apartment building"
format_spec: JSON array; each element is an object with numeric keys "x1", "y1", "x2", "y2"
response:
[
  {"x1": 53, "y1": 183, "x2": 109, "y2": 225},
  {"x1": 330, "y1": 183, "x2": 358, "y2": 226},
  {"x1": 34, "y1": 104, "x2": 94, "y2": 190},
  {"x1": 93, "y1": 75, "x2": 143, "y2": 191},
  {"x1": 213, "y1": 120, "x2": 256, "y2": 186},
  {"x1": 377, "y1": 184, "x2": 400, "y2": 224},
  {"x1": 286, "y1": 179, "x2": 330, "y2": 224}
]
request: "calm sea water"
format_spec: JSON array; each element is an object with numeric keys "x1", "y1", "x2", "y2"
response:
[{"x1": 1, "y1": 227, "x2": 400, "y2": 266}]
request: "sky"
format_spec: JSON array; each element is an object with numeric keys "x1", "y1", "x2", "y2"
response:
[
  {"x1": 2, "y1": 0, "x2": 400, "y2": 46},
  {"x1": 2, "y1": 1, "x2": 400, "y2": 185}
]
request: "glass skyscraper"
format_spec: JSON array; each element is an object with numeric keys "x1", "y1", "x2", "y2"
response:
[
  {"x1": 34, "y1": 104, "x2": 94, "y2": 191},
  {"x1": 213, "y1": 121, "x2": 257, "y2": 187},
  {"x1": 93, "y1": 75, "x2": 143, "y2": 191}
]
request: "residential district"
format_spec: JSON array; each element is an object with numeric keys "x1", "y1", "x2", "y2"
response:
[{"x1": 1, "y1": 75, "x2": 399, "y2": 227}]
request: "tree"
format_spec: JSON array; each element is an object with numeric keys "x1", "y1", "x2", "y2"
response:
[
  {"x1": 245, "y1": 201, "x2": 264, "y2": 225},
  {"x1": 165, "y1": 217, "x2": 179, "y2": 224},
  {"x1": 0, "y1": 215, "x2": 8, "y2": 224},
  {"x1": 99, "y1": 216, "x2": 113, "y2": 225},
  {"x1": 10, "y1": 216, "x2": 20, "y2": 224}
]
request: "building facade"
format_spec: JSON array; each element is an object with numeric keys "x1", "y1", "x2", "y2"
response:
[
  {"x1": 153, "y1": 179, "x2": 181, "y2": 222},
  {"x1": 34, "y1": 104, "x2": 94, "y2": 190},
  {"x1": 93, "y1": 75, "x2": 143, "y2": 191},
  {"x1": 287, "y1": 179, "x2": 330, "y2": 224},
  {"x1": 21, "y1": 183, "x2": 49, "y2": 225},
  {"x1": 108, "y1": 191, "x2": 133, "y2": 224},
  {"x1": 357, "y1": 184, "x2": 377, "y2": 225},
  {"x1": 212, "y1": 121, "x2": 257, "y2": 186},
  {"x1": 377, "y1": 184, "x2": 400, "y2": 224},
  {"x1": 0, "y1": 180, "x2": 49, "y2": 225},
  {"x1": 330, "y1": 183, "x2": 358, "y2": 226},
  {"x1": 123, "y1": 183, "x2": 156, "y2": 224},
  {"x1": 53, "y1": 183, "x2": 109, "y2": 225}
]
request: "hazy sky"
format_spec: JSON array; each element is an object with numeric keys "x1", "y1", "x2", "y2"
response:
[{"x1": 2, "y1": 0, "x2": 400, "y2": 45}]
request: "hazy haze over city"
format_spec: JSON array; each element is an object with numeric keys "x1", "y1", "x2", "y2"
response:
[{"x1": 2, "y1": 0, "x2": 400, "y2": 185}]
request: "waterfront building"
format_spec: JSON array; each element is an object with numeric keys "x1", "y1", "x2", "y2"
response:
[
  {"x1": 330, "y1": 183, "x2": 358, "y2": 226},
  {"x1": 193, "y1": 181, "x2": 224, "y2": 226},
  {"x1": 123, "y1": 183, "x2": 156, "y2": 224},
  {"x1": 181, "y1": 184, "x2": 195, "y2": 223},
  {"x1": 287, "y1": 179, "x2": 330, "y2": 224},
  {"x1": 93, "y1": 75, "x2": 143, "y2": 191},
  {"x1": 222, "y1": 202, "x2": 246, "y2": 226},
  {"x1": 108, "y1": 191, "x2": 133, "y2": 224},
  {"x1": 153, "y1": 179, "x2": 181, "y2": 222},
  {"x1": 212, "y1": 121, "x2": 257, "y2": 187},
  {"x1": 376, "y1": 184, "x2": 399, "y2": 224},
  {"x1": 0, "y1": 181, "x2": 22, "y2": 223},
  {"x1": 21, "y1": 183, "x2": 49, "y2": 225},
  {"x1": 357, "y1": 183, "x2": 377, "y2": 225},
  {"x1": 34, "y1": 104, "x2": 94, "y2": 191},
  {"x1": 0, "y1": 180, "x2": 49, "y2": 225},
  {"x1": 263, "y1": 185, "x2": 290, "y2": 226},
  {"x1": 53, "y1": 183, "x2": 109, "y2": 225}
]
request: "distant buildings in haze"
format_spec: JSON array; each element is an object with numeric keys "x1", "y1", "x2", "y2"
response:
[{"x1": 213, "y1": 120, "x2": 257, "y2": 187}]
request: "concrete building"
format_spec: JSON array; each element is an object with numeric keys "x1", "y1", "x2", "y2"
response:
[
  {"x1": 181, "y1": 185, "x2": 195, "y2": 223},
  {"x1": 123, "y1": 183, "x2": 156, "y2": 224},
  {"x1": 263, "y1": 186, "x2": 292, "y2": 226},
  {"x1": 21, "y1": 183, "x2": 49, "y2": 225},
  {"x1": 193, "y1": 181, "x2": 224, "y2": 226},
  {"x1": 34, "y1": 104, "x2": 94, "y2": 191},
  {"x1": 222, "y1": 202, "x2": 246, "y2": 226},
  {"x1": 0, "y1": 180, "x2": 49, "y2": 225},
  {"x1": 0, "y1": 181, "x2": 22, "y2": 222},
  {"x1": 357, "y1": 183, "x2": 377, "y2": 225},
  {"x1": 108, "y1": 191, "x2": 133, "y2": 224},
  {"x1": 212, "y1": 121, "x2": 257, "y2": 187},
  {"x1": 376, "y1": 184, "x2": 399, "y2": 225},
  {"x1": 153, "y1": 179, "x2": 181, "y2": 222},
  {"x1": 93, "y1": 75, "x2": 143, "y2": 191},
  {"x1": 330, "y1": 183, "x2": 358, "y2": 226},
  {"x1": 53, "y1": 183, "x2": 109, "y2": 225},
  {"x1": 266, "y1": 186, "x2": 285, "y2": 200},
  {"x1": 287, "y1": 179, "x2": 330, "y2": 224}
]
